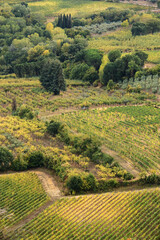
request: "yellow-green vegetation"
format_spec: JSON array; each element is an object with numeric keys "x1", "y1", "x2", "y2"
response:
[
  {"x1": 9, "y1": 189, "x2": 160, "y2": 239},
  {"x1": 89, "y1": 29, "x2": 160, "y2": 64},
  {"x1": 0, "y1": 172, "x2": 48, "y2": 229},
  {"x1": 0, "y1": 77, "x2": 155, "y2": 116},
  {"x1": 2, "y1": 0, "x2": 146, "y2": 17},
  {"x1": 54, "y1": 106, "x2": 160, "y2": 173}
]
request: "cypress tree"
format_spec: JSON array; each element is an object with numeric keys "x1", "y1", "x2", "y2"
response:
[
  {"x1": 68, "y1": 14, "x2": 72, "y2": 28},
  {"x1": 62, "y1": 14, "x2": 66, "y2": 28}
]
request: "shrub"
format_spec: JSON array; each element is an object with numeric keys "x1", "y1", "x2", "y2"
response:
[
  {"x1": 26, "y1": 151, "x2": 45, "y2": 168},
  {"x1": 108, "y1": 50, "x2": 121, "y2": 62},
  {"x1": 82, "y1": 67, "x2": 99, "y2": 84},
  {"x1": 107, "y1": 79, "x2": 115, "y2": 91},
  {"x1": 0, "y1": 147, "x2": 14, "y2": 171},
  {"x1": 40, "y1": 58, "x2": 66, "y2": 95},
  {"x1": 46, "y1": 120, "x2": 63, "y2": 136},
  {"x1": 67, "y1": 175, "x2": 83, "y2": 193},
  {"x1": 17, "y1": 105, "x2": 34, "y2": 119},
  {"x1": 84, "y1": 49, "x2": 103, "y2": 70},
  {"x1": 70, "y1": 63, "x2": 89, "y2": 80},
  {"x1": 12, "y1": 155, "x2": 28, "y2": 171}
]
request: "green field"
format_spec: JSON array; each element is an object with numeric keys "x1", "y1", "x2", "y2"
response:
[
  {"x1": 1, "y1": 0, "x2": 146, "y2": 17},
  {"x1": 9, "y1": 189, "x2": 160, "y2": 239},
  {"x1": 0, "y1": 172, "x2": 48, "y2": 229},
  {"x1": 54, "y1": 106, "x2": 160, "y2": 173},
  {"x1": 0, "y1": 77, "x2": 154, "y2": 116},
  {"x1": 89, "y1": 29, "x2": 160, "y2": 64}
]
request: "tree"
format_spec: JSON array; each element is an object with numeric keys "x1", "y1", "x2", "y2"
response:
[
  {"x1": 11, "y1": 4, "x2": 30, "y2": 18},
  {"x1": 103, "y1": 62, "x2": 115, "y2": 85},
  {"x1": 131, "y1": 22, "x2": 147, "y2": 36},
  {"x1": 0, "y1": 147, "x2": 14, "y2": 171},
  {"x1": 40, "y1": 58, "x2": 66, "y2": 95},
  {"x1": 84, "y1": 49, "x2": 102, "y2": 70},
  {"x1": 108, "y1": 50, "x2": 121, "y2": 62}
]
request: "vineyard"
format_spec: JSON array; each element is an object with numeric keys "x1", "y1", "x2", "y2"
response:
[
  {"x1": 54, "y1": 105, "x2": 160, "y2": 173},
  {"x1": 0, "y1": 77, "x2": 154, "y2": 116},
  {"x1": 89, "y1": 29, "x2": 160, "y2": 64},
  {"x1": 1, "y1": 0, "x2": 146, "y2": 18},
  {"x1": 0, "y1": 172, "x2": 48, "y2": 230},
  {"x1": 121, "y1": 75, "x2": 160, "y2": 94},
  {"x1": 9, "y1": 188, "x2": 160, "y2": 239}
]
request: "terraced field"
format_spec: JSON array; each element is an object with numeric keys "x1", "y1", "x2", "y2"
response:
[
  {"x1": 55, "y1": 105, "x2": 160, "y2": 173},
  {"x1": 10, "y1": 188, "x2": 160, "y2": 240},
  {"x1": 0, "y1": 172, "x2": 48, "y2": 230}
]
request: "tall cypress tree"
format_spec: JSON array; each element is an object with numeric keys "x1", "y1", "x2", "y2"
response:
[
  {"x1": 68, "y1": 14, "x2": 72, "y2": 28},
  {"x1": 58, "y1": 14, "x2": 62, "y2": 28},
  {"x1": 62, "y1": 14, "x2": 66, "y2": 28}
]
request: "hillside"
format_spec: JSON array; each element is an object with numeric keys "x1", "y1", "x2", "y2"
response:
[{"x1": 0, "y1": 0, "x2": 160, "y2": 239}]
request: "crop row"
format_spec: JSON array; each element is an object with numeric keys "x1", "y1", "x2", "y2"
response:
[
  {"x1": 0, "y1": 172, "x2": 48, "y2": 229},
  {"x1": 55, "y1": 106, "x2": 160, "y2": 173},
  {"x1": 10, "y1": 189, "x2": 160, "y2": 239}
]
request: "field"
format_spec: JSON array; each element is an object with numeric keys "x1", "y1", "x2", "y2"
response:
[
  {"x1": 1, "y1": 0, "x2": 146, "y2": 17},
  {"x1": 9, "y1": 188, "x2": 160, "y2": 240},
  {"x1": 0, "y1": 77, "x2": 154, "y2": 116},
  {"x1": 0, "y1": 172, "x2": 48, "y2": 230},
  {"x1": 89, "y1": 29, "x2": 160, "y2": 64},
  {"x1": 54, "y1": 105, "x2": 160, "y2": 173}
]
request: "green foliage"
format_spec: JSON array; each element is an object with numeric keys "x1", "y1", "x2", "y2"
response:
[
  {"x1": 70, "y1": 63, "x2": 89, "y2": 80},
  {"x1": 103, "y1": 52, "x2": 147, "y2": 85},
  {"x1": 40, "y1": 58, "x2": 66, "y2": 95},
  {"x1": 108, "y1": 50, "x2": 121, "y2": 62},
  {"x1": 84, "y1": 49, "x2": 102, "y2": 70},
  {"x1": 107, "y1": 79, "x2": 115, "y2": 91},
  {"x1": 67, "y1": 175, "x2": 83, "y2": 193},
  {"x1": 0, "y1": 146, "x2": 14, "y2": 171},
  {"x1": 11, "y1": 4, "x2": 30, "y2": 18},
  {"x1": 46, "y1": 120, "x2": 63, "y2": 136},
  {"x1": 82, "y1": 67, "x2": 99, "y2": 84},
  {"x1": 12, "y1": 155, "x2": 28, "y2": 171},
  {"x1": 26, "y1": 151, "x2": 45, "y2": 168},
  {"x1": 17, "y1": 105, "x2": 34, "y2": 119}
]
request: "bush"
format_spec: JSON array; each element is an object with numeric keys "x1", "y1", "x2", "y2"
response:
[
  {"x1": 108, "y1": 50, "x2": 121, "y2": 62},
  {"x1": 84, "y1": 49, "x2": 103, "y2": 70},
  {"x1": 46, "y1": 120, "x2": 63, "y2": 136},
  {"x1": 0, "y1": 147, "x2": 14, "y2": 171},
  {"x1": 107, "y1": 79, "x2": 115, "y2": 91},
  {"x1": 70, "y1": 63, "x2": 89, "y2": 80},
  {"x1": 12, "y1": 155, "x2": 28, "y2": 171},
  {"x1": 82, "y1": 67, "x2": 99, "y2": 84},
  {"x1": 17, "y1": 105, "x2": 34, "y2": 119},
  {"x1": 26, "y1": 151, "x2": 45, "y2": 168},
  {"x1": 40, "y1": 58, "x2": 66, "y2": 95},
  {"x1": 67, "y1": 175, "x2": 83, "y2": 193}
]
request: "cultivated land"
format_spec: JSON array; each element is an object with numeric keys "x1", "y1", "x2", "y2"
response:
[
  {"x1": 0, "y1": 0, "x2": 160, "y2": 239},
  {"x1": 3, "y1": 180, "x2": 160, "y2": 240}
]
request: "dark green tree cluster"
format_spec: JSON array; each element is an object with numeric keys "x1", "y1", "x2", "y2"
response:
[
  {"x1": 103, "y1": 50, "x2": 148, "y2": 85},
  {"x1": 57, "y1": 14, "x2": 72, "y2": 28},
  {"x1": 131, "y1": 19, "x2": 160, "y2": 36},
  {"x1": 40, "y1": 58, "x2": 66, "y2": 95}
]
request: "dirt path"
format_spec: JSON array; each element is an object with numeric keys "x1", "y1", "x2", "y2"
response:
[
  {"x1": 3, "y1": 169, "x2": 62, "y2": 238},
  {"x1": 31, "y1": 170, "x2": 61, "y2": 200},
  {"x1": 101, "y1": 145, "x2": 140, "y2": 178},
  {"x1": 40, "y1": 103, "x2": 145, "y2": 119}
]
